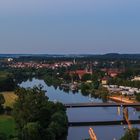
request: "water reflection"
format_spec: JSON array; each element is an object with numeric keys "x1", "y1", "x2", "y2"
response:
[
  {"x1": 20, "y1": 78, "x2": 102, "y2": 103},
  {"x1": 68, "y1": 125, "x2": 140, "y2": 140},
  {"x1": 20, "y1": 78, "x2": 140, "y2": 140},
  {"x1": 67, "y1": 107, "x2": 140, "y2": 122}
]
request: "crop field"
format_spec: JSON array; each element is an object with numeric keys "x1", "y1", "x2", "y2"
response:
[{"x1": 1, "y1": 92, "x2": 17, "y2": 107}]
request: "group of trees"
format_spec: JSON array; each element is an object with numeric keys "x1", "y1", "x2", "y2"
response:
[
  {"x1": 0, "y1": 133, "x2": 7, "y2": 140},
  {"x1": 120, "y1": 128, "x2": 140, "y2": 140},
  {"x1": 80, "y1": 82, "x2": 108, "y2": 102},
  {"x1": 109, "y1": 78, "x2": 140, "y2": 89},
  {"x1": 0, "y1": 94, "x2": 5, "y2": 114},
  {"x1": 136, "y1": 93, "x2": 140, "y2": 102},
  {"x1": 0, "y1": 71, "x2": 68, "y2": 140},
  {"x1": 109, "y1": 68, "x2": 140, "y2": 89},
  {"x1": 12, "y1": 87, "x2": 68, "y2": 140},
  {"x1": 0, "y1": 71, "x2": 16, "y2": 92}
]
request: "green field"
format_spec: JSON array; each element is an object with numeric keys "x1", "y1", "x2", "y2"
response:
[
  {"x1": 0, "y1": 71, "x2": 9, "y2": 79},
  {"x1": 0, "y1": 115, "x2": 16, "y2": 136},
  {"x1": 0, "y1": 92, "x2": 17, "y2": 107}
]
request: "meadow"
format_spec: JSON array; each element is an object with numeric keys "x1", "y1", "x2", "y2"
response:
[{"x1": 0, "y1": 115, "x2": 16, "y2": 136}]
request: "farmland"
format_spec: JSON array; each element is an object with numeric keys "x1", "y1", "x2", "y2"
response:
[
  {"x1": 0, "y1": 92, "x2": 17, "y2": 107},
  {"x1": 0, "y1": 115, "x2": 16, "y2": 136}
]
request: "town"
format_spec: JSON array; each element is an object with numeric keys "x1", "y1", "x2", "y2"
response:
[{"x1": 1, "y1": 54, "x2": 140, "y2": 103}]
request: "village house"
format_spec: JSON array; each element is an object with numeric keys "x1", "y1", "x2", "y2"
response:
[
  {"x1": 131, "y1": 76, "x2": 140, "y2": 81},
  {"x1": 101, "y1": 77, "x2": 109, "y2": 85},
  {"x1": 69, "y1": 69, "x2": 92, "y2": 80}
]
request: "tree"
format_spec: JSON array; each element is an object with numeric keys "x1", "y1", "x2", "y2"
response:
[
  {"x1": 81, "y1": 74, "x2": 92, "y2": 81},
  {"x1": 0, "y1": 75, "x2": 16, "y2": 92},
  {"x1": 136, "y1": 93, "x2": 140, "y2": 102},
  {"x1": 0, "y1": 133, "x2": 7, "y2": 140},
  {"x1": 0, "y1": 94, "x2": 5, "y2": 114},
  {"x1": 22, "y1": 122, "x2": 42, "y2": 140},
  {"x1": 120, "y1": 128, "x2": 140, "y2": 140},
  {"x1": 13, "y1": 87, "x2": 68, "y2": 140},
  {"x1": 93, "y1": 80, "x2": 100, "y2": 89},
  {"x1": 96, "y1": 87, "x2": 109, "y2": 102},
  {"x1": 0, "y1": 94, "x2": 5, "y2": 105},
  {"x1": 80, "y1": 83, "x2": 91, "y2": 95}
]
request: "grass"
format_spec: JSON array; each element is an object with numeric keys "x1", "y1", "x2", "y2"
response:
[
  {"x1": 0, "y1": 92, "x2": 17, "y2": 107},
  {"x1": 0, "y1": 115, "x2": 16, "y2": 136},
  {"x1": 0, "y1": 71, "x2": 10, "y2": 79}
]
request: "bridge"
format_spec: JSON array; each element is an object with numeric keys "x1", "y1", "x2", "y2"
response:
[
  {"x1": 65, "y1": 102, "x2": 140, "y2": 108},
  {"x1": 68, "y1": 120, "x2": 140, "y2": 126},
  {"x1": 65, "y1": 103, "x2": 140, "y2": 127}
]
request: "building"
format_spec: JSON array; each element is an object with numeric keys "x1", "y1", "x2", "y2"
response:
[
  {"x1": 132, "y1": 76, "x2": 140, "y2": 81},
  {"x1": 101, "y1": 68, "x2": 124, "y2": 78},
  {"x1": 101, "y1": 77, "x2": 109, "y2": 85},
  {"x1": 69, "y1": 70, "x2": 92, "y2": 80},
  {"x1": 7, "y1": 58, "x2": 13, "y2": 62}
]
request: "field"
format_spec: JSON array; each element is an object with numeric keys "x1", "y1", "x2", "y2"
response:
[
  {"x1": 0, "y1": 92, "x2": 17, "y2": 137},
  {"x1": 0, "y1": 71, "x2": 9, "y2": 78},
  {"x1": 0, "y1": 92, "x2": 17, "y2": 107},
  {"x1": 0, "y1": 115, "x2": 16, "y2": 136}
]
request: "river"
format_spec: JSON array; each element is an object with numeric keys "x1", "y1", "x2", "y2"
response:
[{"x1": 20, "y1": 78, "x2": 140, "y2": 140}]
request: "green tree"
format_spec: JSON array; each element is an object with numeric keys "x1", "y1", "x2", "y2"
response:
[
  {"x1": 120, "y1": 128, "x2": 140, "y2": 140},
  {"x1": 80, "y1": 83, "x2": 91, "y2": 95},
  {"x1": 22, "y1": 122, "x2": 42, "y2": 140},
  {"x1": 81, "y1": 74, "x2": 92, "y2": 81},
  {"x1": 93, "y1": 80, "x2": 100, "y2": 89},
  {"x1": 0, "y1": 94, "x2": 5, "y2": 105},
  {"x1": 0, "y1": 133, "x2": 7, "y2": 140},
  {"x1": 136, "y1": 93, "x2": 140, "y2": 102},
  {"x1": 96, "y1": 87, "x2": 109, "y2": 102},
  {"x1": 13, "y1": 87, "x2": 68, "y2": 140},
  {"x1": 0, "y1": 94, "x2": 5, "y2": 114},
  {"x1": 0, "y1": 75, "x2": 16, "y2": 92}
]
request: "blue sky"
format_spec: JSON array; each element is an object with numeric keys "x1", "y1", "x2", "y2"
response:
[{"x1": 0, "y1": 0, "x2": 140, "y2": 54}]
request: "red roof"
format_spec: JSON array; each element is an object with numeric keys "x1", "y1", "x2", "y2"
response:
[{"x1": 69, "y1": 70, "x2": 92, "y2": 77}]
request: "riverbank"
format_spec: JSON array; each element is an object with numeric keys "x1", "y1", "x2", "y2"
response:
[{"x1": 109, "y1": 96, "x2": 136, "y2": 103}]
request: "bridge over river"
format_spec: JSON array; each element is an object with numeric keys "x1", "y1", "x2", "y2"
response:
[
  {"x1": 68, "y1": 120, "x2": 140, "y2": 126},
  {"x1": 65, "y1": 102, "x2": 140, "y2": 108},
  {"x1": 65, "y1": 102, "x2": 140, "y2": 127}
]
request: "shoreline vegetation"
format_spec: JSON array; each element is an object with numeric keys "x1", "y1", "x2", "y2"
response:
[{"x1": 0, "y1": 66, "x2": 139, "y2": 104}]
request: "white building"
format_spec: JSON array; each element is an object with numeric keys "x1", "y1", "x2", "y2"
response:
[
  {"x1": 132, "y1": 76, "x2": 140, "y2": 81},
  {"x1": 7, "y1": 58, "x2": 13, "y2": 62}
]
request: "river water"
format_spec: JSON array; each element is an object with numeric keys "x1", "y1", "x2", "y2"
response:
[{"x1": 20, "y1": 78, "x2": 140, "y2": 140}]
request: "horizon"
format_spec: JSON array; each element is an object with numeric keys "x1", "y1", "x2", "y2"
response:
[{"x1": 0, "y1": 53, "x2": 140, "y2": 56}]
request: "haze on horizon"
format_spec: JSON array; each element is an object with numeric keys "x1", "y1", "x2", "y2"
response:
[{"x1": 0, "y1": 0, "x2": 140, "y2": 54}]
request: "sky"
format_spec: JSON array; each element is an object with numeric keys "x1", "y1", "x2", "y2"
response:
[{"x1": 0, "y1": 0, "x2": 140, "y2": 54}]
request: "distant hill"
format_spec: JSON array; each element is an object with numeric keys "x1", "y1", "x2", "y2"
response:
[
  {"x1": 0, "y1": 53, "x2": 140, "y2": 60},
  {"x1": 0, "y1": 54, "x2": 32, "y2": 58}
]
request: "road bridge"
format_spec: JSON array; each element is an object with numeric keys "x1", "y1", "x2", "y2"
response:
[
  {"x1": 68, "y1": 120, "x2": 140, "y2": 126},
  {"x1": 65, "y1": 102, "x2": 140, "y2": 108}
]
